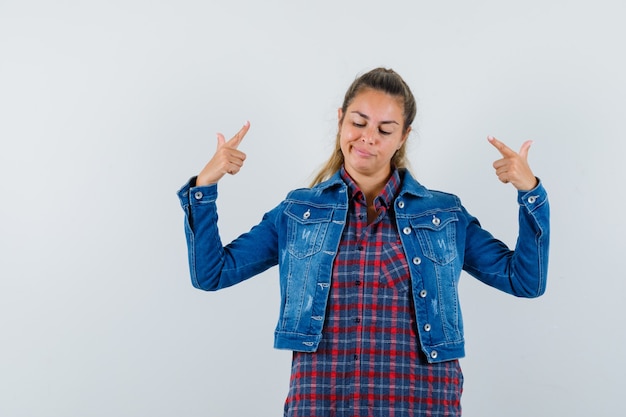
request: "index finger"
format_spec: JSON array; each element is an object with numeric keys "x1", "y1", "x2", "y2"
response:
[
  {"x1": 487, "y1": 135, "x2": 516, "y2": 157},
  {"x1": 226, "y1": 120, "x2": 251, "y2": 149}
]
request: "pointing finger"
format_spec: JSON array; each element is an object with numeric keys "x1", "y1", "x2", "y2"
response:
[
  {"x1": 487, "y1": 135, "x2": 516, "y2": 157},
  {"x1": 226, "y1": 121, "x2": 251, "y2": 149}
]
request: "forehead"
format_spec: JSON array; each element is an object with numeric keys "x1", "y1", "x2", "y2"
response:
[{"x1": 347, "y1": 88, "x2": 404, "y2": 118}]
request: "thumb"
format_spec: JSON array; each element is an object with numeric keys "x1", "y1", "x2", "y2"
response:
[
  {"x1": 216, "y1": 133, "x2": 226, "y2": 149},
  {"x1": 519, "y1": 140, "x2": 533, "y2": 160}
]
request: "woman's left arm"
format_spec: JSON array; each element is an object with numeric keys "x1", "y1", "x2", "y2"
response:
[{"x1": 462, "y1": 137, "x2": 550, "y2": 297}]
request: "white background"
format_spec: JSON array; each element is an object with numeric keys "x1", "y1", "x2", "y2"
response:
[{"x1": 1, "y1": 1, "x2": 624, "y2": 416}]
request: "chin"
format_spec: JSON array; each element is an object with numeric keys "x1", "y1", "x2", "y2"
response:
[{"x1": 347, "y1": 163, "x2": 376, "y2": 176}]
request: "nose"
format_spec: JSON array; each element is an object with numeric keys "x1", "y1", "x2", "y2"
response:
[{"x1": 361, "y1": 128, "x2": 375, "y2": 144}]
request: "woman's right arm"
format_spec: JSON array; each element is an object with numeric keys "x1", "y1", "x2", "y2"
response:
[{"x1": 176, "y1": 122, "x2": 280, "y2": 290}]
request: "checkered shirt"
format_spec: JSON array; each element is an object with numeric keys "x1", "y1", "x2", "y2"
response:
[{"x1": 284, "y1": 168, "x2": 463, "y2": 417}]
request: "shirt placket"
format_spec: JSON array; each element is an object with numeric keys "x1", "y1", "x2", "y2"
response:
[
  {"x1": 352, "y1": 196, "x2": 387, "y2": 414},
  {"x1": 338, "y1": 195, "x2": 362, "y2": 415}
]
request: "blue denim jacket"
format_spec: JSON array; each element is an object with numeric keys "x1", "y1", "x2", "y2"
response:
[{"x1": 177, "y1": 169, "x2": 549, "y2": 363}]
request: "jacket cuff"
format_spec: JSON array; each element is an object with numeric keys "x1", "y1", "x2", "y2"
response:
[
  {"x1": 177, "y1": 176, "x2": 218, "y2": 207},
  {"x1": 517, "y1": 178, "x2": 548, "y2": 212}
]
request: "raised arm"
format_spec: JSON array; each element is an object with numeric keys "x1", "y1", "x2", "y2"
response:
[
  {"x1": 462, "y1": 136, "x2": 549, "y2": 297},
  {"x1": 177, "y1": 121, "x2": 279, "y2": 291}
]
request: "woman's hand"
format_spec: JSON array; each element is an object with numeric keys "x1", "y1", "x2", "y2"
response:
[
  {"x1": 488, "y1": 136, "x2": 538, "y2": 191},
  {"x1": 196, "y1": 121, "x2": 250, "y2": 186}
]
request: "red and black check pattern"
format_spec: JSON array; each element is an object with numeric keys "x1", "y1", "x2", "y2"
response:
[{"x1": 284, "y1": 168, "x2": 463, "y2": 417}]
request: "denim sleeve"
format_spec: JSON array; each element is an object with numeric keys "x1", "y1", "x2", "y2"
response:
[
  {"x1": 176, "y1": 177, "x2": 280, "y2": 291},
  {"x1": 462, "y1": 181, "x2": 550, "y2": 297}
]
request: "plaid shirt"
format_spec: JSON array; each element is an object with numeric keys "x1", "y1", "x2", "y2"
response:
[{"x1": 284, "y1": 168, "x2": 463, "y2": 417}]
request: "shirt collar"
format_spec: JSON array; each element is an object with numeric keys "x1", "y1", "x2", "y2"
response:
[{"x1": 339, "y1": 166, "x2": 402, "y2": 209}]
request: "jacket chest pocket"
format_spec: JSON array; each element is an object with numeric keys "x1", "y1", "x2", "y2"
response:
[
  {"x1": 410, "y1": 212, "x2": 459, "y2": 265},
  {"x1": 285, "y1": 203, "x2": 333, "y2": 259}
]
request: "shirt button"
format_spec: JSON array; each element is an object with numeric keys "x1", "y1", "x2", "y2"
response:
[
  {"x1": 355, "y1": 280, "x2": 361, "y2": 286},
  {"x1": 419, "y1": 289, "x2": 428, "y2": 298},
  {"x1": 354, "y1": 354, "x2": 359, "y2": 361},
  {"x1": 432, "y1": 216, "x2": 441, "y2": 226},
  {"x1": 397, "y1": 200, "x2": 405, "y2": 209},
  {"x1": 430, "y1": 351, "x2": 438, "y2": 359},
  {"x1": 403, "y1": 227, "x2": 412, "y2": 235},
  {"x1": 412, "y1": 257, "x2": 422, "y2": 265},
  {"x1": 528, "y1": 196, "x2": 537, "y2": 204},
  {"x1": 424, "y1": 323, "x2": 431, "y2": 332},
  {"x1": 194, "y1": 191, "x2": 203, "y2": 200},
  {"x1": 354, "y1": 318, "x2": 361, "y2": 323}
]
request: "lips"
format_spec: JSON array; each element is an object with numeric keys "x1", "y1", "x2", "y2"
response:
[{"x1": 351, "y1": 145, "x2": 374, "y2": 158}]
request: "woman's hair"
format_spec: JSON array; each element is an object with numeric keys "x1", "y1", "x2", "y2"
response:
[{"x1": 309, "y1": 67, "x2": 417, "y2": 186}]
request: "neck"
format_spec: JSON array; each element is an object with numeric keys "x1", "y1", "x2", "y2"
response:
[{"x1": 349, "y1": 169, "x2": 391, "y2": 205}]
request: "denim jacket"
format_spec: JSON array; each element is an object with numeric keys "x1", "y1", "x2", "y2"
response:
[{"x1": 177, "y1": 169, "x2": 549, "y2": 363}]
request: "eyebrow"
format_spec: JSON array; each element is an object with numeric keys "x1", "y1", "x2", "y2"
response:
[{"x1": 351, "y1": 111, "x2": 400, "y2": 125}]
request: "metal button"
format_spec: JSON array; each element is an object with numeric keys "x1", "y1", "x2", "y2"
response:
[
  {"x1": 403, "y1": 227, "x2": 411, "y2": 235},
  {"x1": 303, "y1": 209, "x2": 311, "y2": 219},
  {"x1": 412, "y1": 257, "x2": 422, "y2": 265},
  {"x1": 430, "y1": 350, "x2": 438, "y2": 359},
  {"x1": 397, "y1": 200, "x2": 405, "y2": 209},
  {"x1": 424, "y1": 323, "x2": 431, "y2": 332},
  {"x1": 528, "y1": 196, "x2": 537, "y2": 204},
  {"x1": 432, "y1": 216, "x2": 441, "y2": 226},
  {"x1": 419, "y1": 289, "x2": 427, "y2": 298},
  {"x1": 194, "y1": 191, "x2": 203, "y2": 200}
]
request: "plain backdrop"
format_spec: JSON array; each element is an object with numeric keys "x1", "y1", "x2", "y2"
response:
[{"x1": 1, "y1": 1, "x2": 624, "y2": 416}]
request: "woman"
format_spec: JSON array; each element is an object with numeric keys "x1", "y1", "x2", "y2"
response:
[{"x1": 177, "y1": 68, "x2": 549, "y2": 416}]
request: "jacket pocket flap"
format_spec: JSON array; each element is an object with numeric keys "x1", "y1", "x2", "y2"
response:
[
  {"x1": 285, "y1": 202, "x2": 333, "y2": 224},
  {"x1": 409, "y1": 211, "x2": 458, "y2": 231}
]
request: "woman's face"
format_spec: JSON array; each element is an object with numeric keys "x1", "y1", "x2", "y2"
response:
[{"x1": 338, "y1": 88, "x2": 409, "y2": 184}]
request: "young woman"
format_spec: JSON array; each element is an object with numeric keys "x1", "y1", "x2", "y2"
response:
[{"x1": 177, "y1": 68, "x2": 550, "y2": 417}]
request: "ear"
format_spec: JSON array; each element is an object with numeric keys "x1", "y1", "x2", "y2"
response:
[
  {"x1": 337, "y1": 108, "x2": 343, "y2": 127},
  {"x1": 400, "y1": 126, "x2": 412, "y2": 148}
]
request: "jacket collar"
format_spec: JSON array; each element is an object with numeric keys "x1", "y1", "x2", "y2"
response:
[
  {"x1": 314, "y1": 168, "x2": 432, "y2": 199},
  {"x1": 396, "y1": 168, "x2": 433, "y2": 198}
]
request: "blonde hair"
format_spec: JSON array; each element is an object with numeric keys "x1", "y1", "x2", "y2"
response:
[{"x1": 310, "y1": 68, "x2": 417, "y2": 187}]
